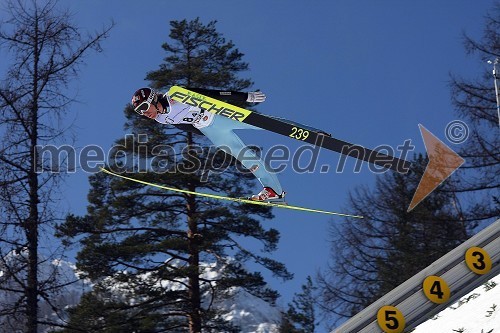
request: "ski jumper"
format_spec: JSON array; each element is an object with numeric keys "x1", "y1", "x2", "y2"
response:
[{"x1": 154, "y1": 88, "x2": 283, "y2": 194}]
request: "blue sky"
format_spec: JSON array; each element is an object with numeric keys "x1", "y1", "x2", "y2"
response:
[{"x1": 2, "y1": 0, "x2": 496, "y2": 326}]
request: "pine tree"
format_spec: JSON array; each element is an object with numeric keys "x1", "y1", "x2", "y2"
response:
[
  {"x1": 318, "y1": 155, "x2": 473, "y2": 326},
  {"x1": 59, "y1": 291, "x2": 157, "y2": 333},
  {"x1": 58, "y1": 18, "x2": 291, "y2": 333},
  {"x1": 282, "y1": 276, "x2": 317, "y2": 333}
]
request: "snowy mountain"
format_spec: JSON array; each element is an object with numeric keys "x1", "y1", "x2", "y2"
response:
[
  {"x1": 216, "y1": 286, "x2": 282, "y2": 333},
  {"x1": 412, "y1": 273, "x2": 500, "y2": 333},
  {"x1": 100, "y1": 261, "x2": 283, "y2": 333},
  {"x1": 0, "y1": 255, "x2": 282, "y2": 332},
  {"x1": 0, "y1": 254, "x2": 92, "y2": 332}
]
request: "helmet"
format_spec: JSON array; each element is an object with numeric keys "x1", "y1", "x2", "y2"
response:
[{"x1": 131, "y1": 87, "x2": 157, "y2": 115}]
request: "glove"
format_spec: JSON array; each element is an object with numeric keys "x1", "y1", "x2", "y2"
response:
[{"x1": 246, "y1": 91, "x2": 266, "y2": 103}]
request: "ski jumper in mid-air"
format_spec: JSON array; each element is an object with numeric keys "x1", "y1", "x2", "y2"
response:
[{"x1": 131, "y1": 87, "x2": 286, "y2": 202}]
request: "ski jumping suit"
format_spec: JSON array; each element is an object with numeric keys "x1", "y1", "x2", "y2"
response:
[{"x1": 154, "y1": 88, "x2": 283, "y2": 194}]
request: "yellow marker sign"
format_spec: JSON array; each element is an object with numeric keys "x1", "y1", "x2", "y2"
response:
[
  {"x1": 377, "y1": 306, "x2": 405, "y2": 333},
  {"x1": 465, "y1": 246, "x2": 492, "y2": 275},
  {"x1": 422, "y1": 275, "x2": 450, "y2": 304}
]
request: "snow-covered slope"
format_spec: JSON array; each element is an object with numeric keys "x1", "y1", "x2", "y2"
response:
[{"x1": 413, "y1": 273, "x2": 500, "y2": 333}]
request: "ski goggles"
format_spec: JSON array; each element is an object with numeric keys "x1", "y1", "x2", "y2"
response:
[
  {"x1": 134, "y1": 101, "x2": 153, "y2": 115},
  {"x1": 134, "y1": 91, "x2": 157, "y2": 115}
]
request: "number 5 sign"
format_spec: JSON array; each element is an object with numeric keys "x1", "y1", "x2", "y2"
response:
[{"x1": 377, "y1": 305, "x2": 405, "y2": 333}]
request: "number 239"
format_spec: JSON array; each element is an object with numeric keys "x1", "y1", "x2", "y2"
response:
[{"x1": 289, "y1": 127, "x2": 310, "y2": 140}]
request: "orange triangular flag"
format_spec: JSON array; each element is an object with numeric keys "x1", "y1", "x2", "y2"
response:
[{"x1": 408, "y1": 124, "x2": 465, "y2": 212}]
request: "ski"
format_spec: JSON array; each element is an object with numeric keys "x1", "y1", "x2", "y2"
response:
[
  {"x1": 168, "y1": 86, "x2": 411, "y2": 173},
  {"x1": 100, "y1": 168, "x2": 363, "y2": 218}
]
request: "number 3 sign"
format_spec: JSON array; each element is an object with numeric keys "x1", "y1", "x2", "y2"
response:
[{"x1": 465, "y1": 246, "x2": 492, "y2": 275}]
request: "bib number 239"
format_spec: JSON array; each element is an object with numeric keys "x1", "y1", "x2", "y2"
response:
[{"x1": 289, "y1": 126, "x2": 310, "y2": 140}]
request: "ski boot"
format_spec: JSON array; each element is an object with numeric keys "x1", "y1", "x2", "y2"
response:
[{"x1": 250, "y1": 187, "x2": 286, "y2": 202}]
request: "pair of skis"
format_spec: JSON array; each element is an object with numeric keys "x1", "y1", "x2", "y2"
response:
[{"x1": 100, "y1": 168, "x2": 363, "y2": 218}]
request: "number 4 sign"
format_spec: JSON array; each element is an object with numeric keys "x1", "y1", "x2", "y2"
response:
[{"x1": 422, "y1": 275, "x2": 451, "y2": 304}]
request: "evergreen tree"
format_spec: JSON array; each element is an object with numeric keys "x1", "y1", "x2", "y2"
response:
[
  {"x1": 58, "y1": 18, "x2": 291, "y2": 333},
  {"x1": 59, "y1": 291, "x2": 159, "y2": 333},
  {"x1": 282, "y1": 276, "x2": 317, "y2": 333},
  {"x1": 317, "y1": 155, "x2": 473, "y2": 327}
]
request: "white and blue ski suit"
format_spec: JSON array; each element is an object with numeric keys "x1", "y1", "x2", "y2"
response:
[{"x1": 154, "y1": 88, "x2": 283, "y2": 194}]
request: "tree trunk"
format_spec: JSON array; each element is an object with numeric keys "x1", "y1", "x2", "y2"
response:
[
  {"x1": 25, "y1": 16, "x2": 40, "y2": 333},
  {"x1": 186, "y1": 132, "x2": 202, "y2": 333},
  {"x1": 26, "y1": 163, "x2": 39, "y2": 333}
]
